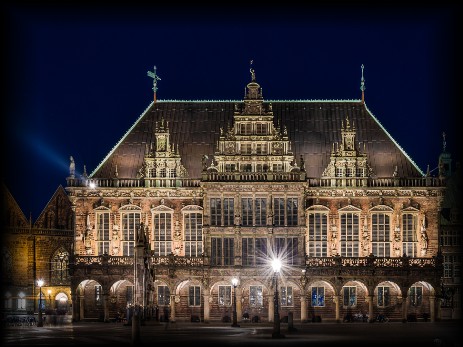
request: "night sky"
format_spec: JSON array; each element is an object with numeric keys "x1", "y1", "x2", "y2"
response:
[{"x1": 2, "y1": 3, "x2": 461, "y2": 220}]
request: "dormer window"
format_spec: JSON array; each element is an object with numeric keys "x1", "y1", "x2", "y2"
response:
[
  {"x1": 240, "y1": 123, "x2": 252, "y2": 135},
  {"x1": 256, "y1": 123, "x2": 267, "y2": 135},
  {"x1": 241, "y1": 143, "x2": 252, "y2": 154}
]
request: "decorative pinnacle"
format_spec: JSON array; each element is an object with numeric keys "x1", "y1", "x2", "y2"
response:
[{"x1": 442, "y1": 132, "x2": 447, "y2": 152}]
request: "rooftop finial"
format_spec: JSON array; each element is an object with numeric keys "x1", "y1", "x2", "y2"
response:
[
  {"x1": 147, "y1": 65, "x2": 161, "y2": 103},
  {"x1": 250, "y1": 59, "x2": 256, "y2": 81},
  {"x1": 360, "y1": 64, "x2": 365, "y2": 103},
  {"x1": 442, "y1": 131, "x2": 447, "y2": 152}
]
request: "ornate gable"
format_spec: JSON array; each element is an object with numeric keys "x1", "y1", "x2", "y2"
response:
[
  {"x1": 1, "y1": 183, "x2": 29, "y2": 228},
  {"x1": 205, "y1": 68, "x2": 305, "y2": 180},
  {"x1": 138, "y1": 118, "x2": 188, "y2": 181},
  {"x1": 321, "y1": 116, "x2": 373, "y2": 186},
  {"x1": 34, "y1": 185, "x2": 73, "y2": 230}
]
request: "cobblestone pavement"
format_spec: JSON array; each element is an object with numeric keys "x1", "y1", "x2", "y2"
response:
[{"x1": 2, "y1": 320, "x2": 461, "y2": 347}]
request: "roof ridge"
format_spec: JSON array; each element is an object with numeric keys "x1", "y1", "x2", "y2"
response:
[
  {"x1": 156, "y1": 99, "x2": 362, "y2": 103},
  {"x1": 90, "y1": 101, "x2": 154, "y2": 177},
  {"x1": 364, "y1": 103, "x2": 424, "y2": 176}
]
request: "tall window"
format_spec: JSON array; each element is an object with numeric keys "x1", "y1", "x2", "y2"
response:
[
  {"x1": 242, "y1": 238, "x2": 267, "y2": 266},
  {"x1": 96, "y1": 211, "x2": 110, "y2": 255},
  {"x1": 377, "y1": 286, "x2": 390, "y2": 307},
  {"x1": 95, "y1": 285, "x2": 102, "y2": 306},
  {"x1": 255, "y1": 198, "x2": 267, "y2": 226},
  {"x1": 274, "y1": 237, "x2": 298, "y2": 265},
  {"x1": 307, "y1": 210, "x2": 328, "y2": 257},
  {"x1": 17, "y1": 292, "x2": 26, "y2": 310},
  {"x1": 223, "y1": 198, "x2": 234, "y2": 226},
  {"x1": 340, "y1": 212, "x2": 360, "y2": 257},
  {"x1": 158, "y1": 286, "x2": 170, "y2": 305},
  {"x1": 343, "y1": 286, "x2": 357, "y2": 307},
  {"x1": 287, "y1": 198, "x2": 298, "y2": 226},
  {"x1": 210, "y1": 198, "x2": 222, "y2": 226},
  {"x1": 218, "y1": 285, "x2": 231, "y2": 306},
  {"x1": 274, "y1": 198, "x2": 285, "y2": 226},
  {"x1": 311, "y1": 287, "x2": 325, "y2": 307},
  {"x1": 153, "y1": 212, "x2": 172, "y2": 256},
  {"x1": 242, "y1": 198, "x2": 253, "y2": 226},
  {"x1": 4, "y1": 292, "x2": 12, "y2": 309},
  {"x1": 250, "y1": 286, "x2": 263, "y2": 307},
  {"x1": 189, "y1": 286, "x2": 201, "y2": 306},
  {"x1": 281, "y1": 286, "x2": 293, "y2": 306},
  {"x1": 184, "y1": 212, "x2": 203, "y2": 257},
  {"x1": 443, "y1": 255, "x2": 461, "y2": 279},
  {"x1": 371, "y1": 213, "x2": 391, "y2": 257},
  {"x1": 211, "y1": 238, "x2": 234, "y2": 266},
  {"x1": 409, "y1": 286, "x2": 422, "y2": 306},
  {"x1": 51, "y1": 249, "x2": 70, "y2": 285},
  {"x1": 402, "y1": 213, "x2": 418, "y2": 257},
  {"x1": 121, "y1": 210, "x2": 140, "y2": 256}
]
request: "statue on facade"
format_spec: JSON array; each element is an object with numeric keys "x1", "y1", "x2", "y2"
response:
[
  {"x1": 69, "y1": 156, "x2": 75, "y2": 178},
  {"x1": 420, "y1": 215, "x2": 428, "y2": 255}
]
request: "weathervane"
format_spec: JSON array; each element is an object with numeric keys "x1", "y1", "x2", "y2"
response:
[
  {"x1": 147, "y1": 65, "x2": 161, "y2": 102},
  {"x1": 250, "y1": 59, "x2": 256, "y2": 81}
]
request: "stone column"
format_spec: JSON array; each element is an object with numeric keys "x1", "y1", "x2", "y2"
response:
[
  {"x1": 79, "y1": 295, "x2": 85, "y2": 320},
  {"x1": 429, "y1": 295, "x2": 435, "y2": 322},
  {"x1": 300, "y1": 295, "x2": 307, "y2": 322},
  {"x1": 402, "y1": 296, "x2": 409, "y2": 322},
  {"x1": 236, "y1": 292, "x2": 242, "y2": 322},
  {"x1": 334, "y1": 295, "x2": 341, "y2": 322},
  {"x1": 170, "y1": 294, "x2": 176, "y2": 323},
  {"x1": 103, "y1": 293, "x2": 110, "y2": 322},
  {"x1": 203, "y1": 293, "x2": 210, "y2": 323},
  {"x1": 367, "y1": 295, "x2": 374, "y2": 322},
  {"x1": 268, "y1": 294, "x2": 274, "y2": 322}
]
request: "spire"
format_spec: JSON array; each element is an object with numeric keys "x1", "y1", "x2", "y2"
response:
[
  {"x1": 360, "y1": 64, "x2": 365, "y2": 103},
  {"x1": 147, "y1": 65, "x2": 161, "y2": 103},
  {"x1": 442, "y1": 131, "x2": 447, "y2": 152}
]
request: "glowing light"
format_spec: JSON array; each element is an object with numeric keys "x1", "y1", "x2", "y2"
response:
[
  {"x1": 47, "y1": 289, "x2": 51, "y2": 295},
  {"x1": 89, "y1": 182, "x2": 96, "y2": 189},
  {"x1": 271, "y1": 258, "x2": 282, "y2": 273},
  {"x1": 37, "y1": 279, "x2": 44, "y2": 287},
  {"x1": 231, "y1": 278, "x2": 238, "y2": 287}
]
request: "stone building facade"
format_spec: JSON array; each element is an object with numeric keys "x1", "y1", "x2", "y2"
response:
[
  {"x1": 63, "y1": 69, "x2": 449, "y2": 324},
  {"x1": 3, "y1": 68, "x2": 460, "y2": 323},
  {"x1": 1, "y1": 185, "x2": 73, "y2": 318}
]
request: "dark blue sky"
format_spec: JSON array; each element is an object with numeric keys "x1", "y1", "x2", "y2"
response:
[{"x1": 2, "y1": 3, "x2": 461, "y2": 220}]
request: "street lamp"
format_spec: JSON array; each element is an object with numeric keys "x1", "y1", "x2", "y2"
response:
[
  {"x1": 37, "y1": 279, "x2": 44, "y2": 327},
  {"x1": 271, "y1": 258, "x2": 284, "y2": 339},
  {"x1": 231, "y1": 278, "x2": 240, "y2": 327}
]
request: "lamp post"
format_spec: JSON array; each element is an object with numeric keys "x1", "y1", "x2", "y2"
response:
[
  {"x1": 271, "y1": 259, "x2": 284, "y2": 339},
  {"x1": 37, "y1": 279, "x2": 44, "y2": 327},
  {"x1": 231, "y1": 278, "x2": 240, "y2": 327}
]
